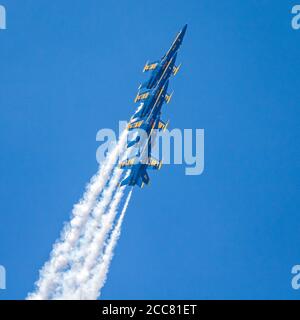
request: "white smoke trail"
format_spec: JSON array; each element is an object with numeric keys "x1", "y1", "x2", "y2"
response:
[
  {"x1": 78, "y1": 188, "x2": 133, "y2": 300},
  {"x1": 55, "y1": 184, "x2": 128, "y2": 299},
  {"x1": 71, "y1": 168, "x2": 124, "y2": 264},
  {"x1": 52, "y1": 169, "x2": 126, "y2": 299},
  {"x1": 27, "y1": 130, "x2": 128, "y2": 300}
]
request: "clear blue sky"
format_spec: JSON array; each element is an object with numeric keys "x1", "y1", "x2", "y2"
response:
[{"x1": 0, "y1": 0, "x2": 299, "y2": 299}]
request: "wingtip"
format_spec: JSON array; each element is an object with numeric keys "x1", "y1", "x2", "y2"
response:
[{"x1": 159, "y1": 161, "x2": 163, "y2": 170}]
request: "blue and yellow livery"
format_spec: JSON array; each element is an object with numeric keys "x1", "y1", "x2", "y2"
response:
[
  {"x1": 139, "y1": 24, "x2": 187, "y2": 91},
  {"x1": 118, "y1": 25, "x2": 187, "y2": 188}
]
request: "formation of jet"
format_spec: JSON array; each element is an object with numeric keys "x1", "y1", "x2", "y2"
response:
[{"x1": 118, "y1": 25, "x2": 187, "y2": 187}]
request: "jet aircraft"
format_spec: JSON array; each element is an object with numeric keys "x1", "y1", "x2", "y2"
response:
[{"x1": 118, "y1": 25, "x2": 187, "y2": 187}]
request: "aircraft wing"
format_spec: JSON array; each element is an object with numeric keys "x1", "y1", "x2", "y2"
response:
[
  {"x1": 127, "y1": 119, "x2": 144, "y2": 130},
  {"x1": 147, "y1": 157, "x2": 162, "y2": 170},
  {"x1": 143, "y1": 60, "x2": 159, "y2": 72},
  {"x1": 134, "y1": 90, "x2": 151, "y2": 103},
  {"x1": 119, "y1": 158, "x2": 137, "y2": 169}
]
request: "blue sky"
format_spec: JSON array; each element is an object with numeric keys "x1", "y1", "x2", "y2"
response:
[{"x1": 0, "y1": 0, "x2": 299, "y2": 299}]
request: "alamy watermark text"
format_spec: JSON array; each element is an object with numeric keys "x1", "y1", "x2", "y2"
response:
[
  {"x1": 0, "y1": 4, "x2": 6, "y2": 30},
  {"x1": 292, "y1": 265, "x2": 300, "y2": 290},
  {"x1": 292, "y1": 5, "x2": 300, "y2": 29},
  {"x1": 0, "y1": 265, "x2": 6, "y2": 290},
  {"x1": 96, "y1": 121, "x2": 204, "y2": 176}
]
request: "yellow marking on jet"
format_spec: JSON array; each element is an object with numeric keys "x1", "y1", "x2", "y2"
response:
[
  {"x1": 143, "y1": 62, "x2": 158, "y2": 72},
  {"x1": 127, "y1": 120, "x2": 143, "y2": 129},
  {"x1": 134, "y1": 92, "x2": 149, "y2": 103},
  {"x1": 173, "y1": 63, "x2": 181, "y2": 76},
  {"x1": 165, "y1": 92, "x2": 173, "y2": 104}
]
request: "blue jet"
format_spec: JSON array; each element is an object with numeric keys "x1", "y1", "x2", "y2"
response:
[
  {"x1": 133, "y1": 53, "x2": 176, "y2": 119},
  {"x1": 119, "y1": 82, "x2": 170, "y2": 187},
  {"x1": 118, "y1": 25, "x2": 187, "y2": 187},
  {"x1": 139, "y1": 24, "x2": 187, "y2": 90},
  {"x1": 118, "y1": 139, "x2": 162, "y2": 188}
]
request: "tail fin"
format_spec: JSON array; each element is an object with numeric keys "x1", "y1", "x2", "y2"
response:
[
  {"x1": 136, "y1": 177, "x2": 144, "y2": 188},
  {"x1": 136, "y1": 170, "x2": 150, "y2": 188},
  {"x1": 119, "y1": 175, "x2": 131, "y2": 187},
  {"x1": 141, "y1": 170, "x2": 150, "y2": 185}
]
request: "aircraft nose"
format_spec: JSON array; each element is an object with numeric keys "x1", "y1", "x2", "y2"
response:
[{"x1": 181, "y1": 24, "x2": 188, "y2": 36}]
